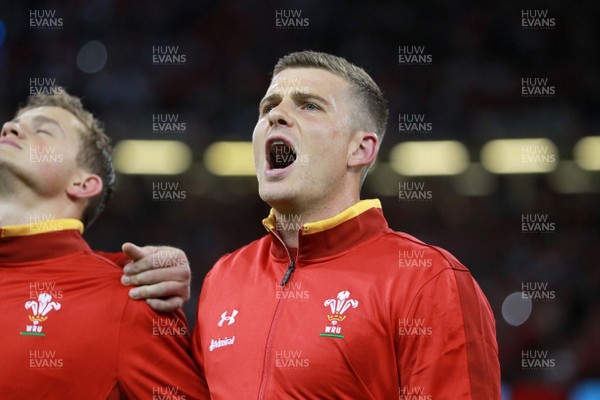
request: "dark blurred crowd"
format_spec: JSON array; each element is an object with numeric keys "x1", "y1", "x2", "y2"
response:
[{"x1": 1, "y1": 1, "x2": 598, "y2": 398}]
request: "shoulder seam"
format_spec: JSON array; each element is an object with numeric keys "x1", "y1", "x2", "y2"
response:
[{"x1": 382, "y1": 230, "x2": 465, "y2": 270}]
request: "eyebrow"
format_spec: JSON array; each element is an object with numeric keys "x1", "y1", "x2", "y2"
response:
[{"x1": 259, "y1": 91, "x2": 332, "y2": 113}]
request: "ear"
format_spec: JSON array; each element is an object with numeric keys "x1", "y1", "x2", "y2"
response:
[
  {"x1": 347, "y1": 131, "x2": 379, "y2": 169},
  {"x1": 66, "y1": 172, "x2": 103, "y2": 200}
]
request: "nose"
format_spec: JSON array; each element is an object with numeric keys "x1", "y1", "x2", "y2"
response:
[
  {"x1": 0, "y1": 121, "x2": 24, "y2": 138},
  {"x1": 267, "y1": 101, "x2": 293, "y2": 128}
]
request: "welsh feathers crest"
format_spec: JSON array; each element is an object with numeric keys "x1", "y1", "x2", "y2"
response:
[{"x1": 324, "y1": 290, "x2": 359, "y2": 325}]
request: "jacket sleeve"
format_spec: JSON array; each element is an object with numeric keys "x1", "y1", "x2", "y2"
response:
[
  {"x1": 396, "y1": 267, "x2": 501, "y2": 399},
  {"x1": 116, "y1": 300, "x2": 210, "y2": 399}
]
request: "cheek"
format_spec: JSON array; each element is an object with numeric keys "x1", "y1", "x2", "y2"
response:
[
  {"x1": 252, "y1": 132, "x2": 263, "y2": 166},
  {"x1": 309, "y1": 129, "x2": 348, "y2": 160},
  {"x1": 253, "y1": 118, "x2": 268, "y2": 137},
  {"x1": 33, "y1": 157, "x2": 70, "y2": 178},
  {"x1": 252, "y1": 120, "x2": 267, "y2": 146},
  {"x1": 33, "y1": 148, "x2": 77, "y2": 176},
  {"x1": 29, "y1": 162, "x2": 66, "y2": 193},
  {"x1": 301, "y1": 140, "x2": 346, "y2": 179}
]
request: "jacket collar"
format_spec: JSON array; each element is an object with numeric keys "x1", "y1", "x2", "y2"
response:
[
  {"x1": 0, "y1": 219, "x2": 89, "y2": 263},
  {"x1": 262, "y1": 199, "x2": 388, "y2": 262}
]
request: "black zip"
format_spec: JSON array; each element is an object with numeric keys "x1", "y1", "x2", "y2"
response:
[
  {"x1": 279, "y1": 260, "x2": 296, "y2": 286},
  {"x1": 265, "y1": 224, "x2": 299, "y2": 286}
]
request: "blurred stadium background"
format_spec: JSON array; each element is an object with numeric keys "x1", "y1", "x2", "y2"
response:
[{"x1": 1, "y1": 1, "x2": 599, "y2": 398}]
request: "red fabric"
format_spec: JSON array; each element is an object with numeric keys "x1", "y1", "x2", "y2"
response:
[
  {"x1": 94, "y1": 250, "x2": 130, "y2": 268},
  {"x1": 0, "y1": 228, "x2": 209, "y2": 399},
  {"x1": 192, "y1": 204, "x2": 501, "y2": 399}
]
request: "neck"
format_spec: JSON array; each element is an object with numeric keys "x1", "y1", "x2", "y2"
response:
[
  {"x1": 273, "y1": 192, "x2": 360, "y2": 248},
  {"x1": 0, "y1": 171, "x2": 82, "y2": 227},
  {"x1": 0, "y1": 202, "x2": 59, "y2": 227},
  {"x1": 0, "y1": 194, "x2": 81, "y2": 227}
]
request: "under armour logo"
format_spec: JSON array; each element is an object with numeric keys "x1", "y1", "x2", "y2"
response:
[{"x1": 218, "y1": 310, "x2": 238, "y2": 327}]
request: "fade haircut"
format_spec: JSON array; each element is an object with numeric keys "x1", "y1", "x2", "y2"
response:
[
  {"x1": 272, "y1": 51, "x2": 389, "y2": 182},
  {"x1": 17, "y1": 92, "x2": 115, "y2": 228}
]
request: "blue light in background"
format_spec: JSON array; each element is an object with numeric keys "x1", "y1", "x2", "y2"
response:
[
  {"x1": 501, "y1": 382, "x2": 512, "y2": 400},
  {"x1": 570, "y1": 380, "x2": 600, "y2": 400},
  {"x1": 0, "y1": 19, "x2": 6, "y2": 48}
]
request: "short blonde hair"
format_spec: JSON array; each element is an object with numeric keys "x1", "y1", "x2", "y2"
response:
[
  {"x1": 273, "y1": 51, "x2": 388, "y2": 182},
  {"x1": 17, "y1": 92, "x2": 114, "y2": 228}
]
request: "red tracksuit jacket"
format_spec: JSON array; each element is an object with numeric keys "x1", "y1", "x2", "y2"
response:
[
  {"x1": 0, "y1": 219, "x2": 210, "y2": 399},
  {"x1": 193, "y1": 199, "x2": 501, "y2": 399}
]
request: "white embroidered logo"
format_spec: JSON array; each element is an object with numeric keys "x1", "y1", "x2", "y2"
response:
[
  {"x1": 324, "y1": 290, "x2": 359, "y2": 325},
  {"x1": 21, "y1": 292, "x2": 61, "y2": 336},
  {"x1": 218, "y1": 309, "x2": 238, "y2": 327},
  {"x1": 320, "y1": 291, "x2": 359, "y2": 339}
]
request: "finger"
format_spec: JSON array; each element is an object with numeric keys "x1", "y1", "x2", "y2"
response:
[
  {"x1": 121, "y1": 242, "x2": 158, "y2": 263},
  {"x1": 122, "y1": 252, "x2": 161, "y2": 275},
  {"x1": 146, "y1": 297, "x2": 184, "y2": 313},
  {"x1": 129, "y1": 281, "x2": 189, "y2": 300},
  {"x1": 123, "y1": 246, "x2": 187, "y2": 275},
  {"x1": 123, "y1": 265, "x2": 190, "y2": 286}
]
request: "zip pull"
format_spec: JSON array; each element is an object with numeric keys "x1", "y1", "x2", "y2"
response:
[{"x1": 280, "y1": 260, "x2": 296, "y2": 286}]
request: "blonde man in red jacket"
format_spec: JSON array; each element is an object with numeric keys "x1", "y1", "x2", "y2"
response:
[
  {"x1": 0, "y1": 92, "x2": 208, "y2": 399},
  {"x1": 193, "y1": 51, "x2": 501, "y2": 399}
]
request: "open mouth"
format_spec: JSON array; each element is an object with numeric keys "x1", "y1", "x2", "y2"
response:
[{"x1": 267, "y1": 139, "x2": 297, "y2": 170}]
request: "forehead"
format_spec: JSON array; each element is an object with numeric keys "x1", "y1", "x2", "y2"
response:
[
  {"x1": 267, "y1": 67, "x2": 351, "y2": 97},
  {"x1": 17, "y1": 106, "x2": 85, "y2": 135}
]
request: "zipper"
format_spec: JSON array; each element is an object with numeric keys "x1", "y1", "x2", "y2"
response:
[
  {"x1": 266, "y1": 225, "x2": 298, "y2": 286},
  {"x1": 257, "y1": 227, "x2": 300, "y2": 399},
  {"x1": 280, "y1": 260, "x2": 296, "y2": 286}
]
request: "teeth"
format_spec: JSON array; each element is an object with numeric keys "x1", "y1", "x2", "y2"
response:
[{"x1": 269, "y1": 140, "x2": 296, "y2": 169}]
